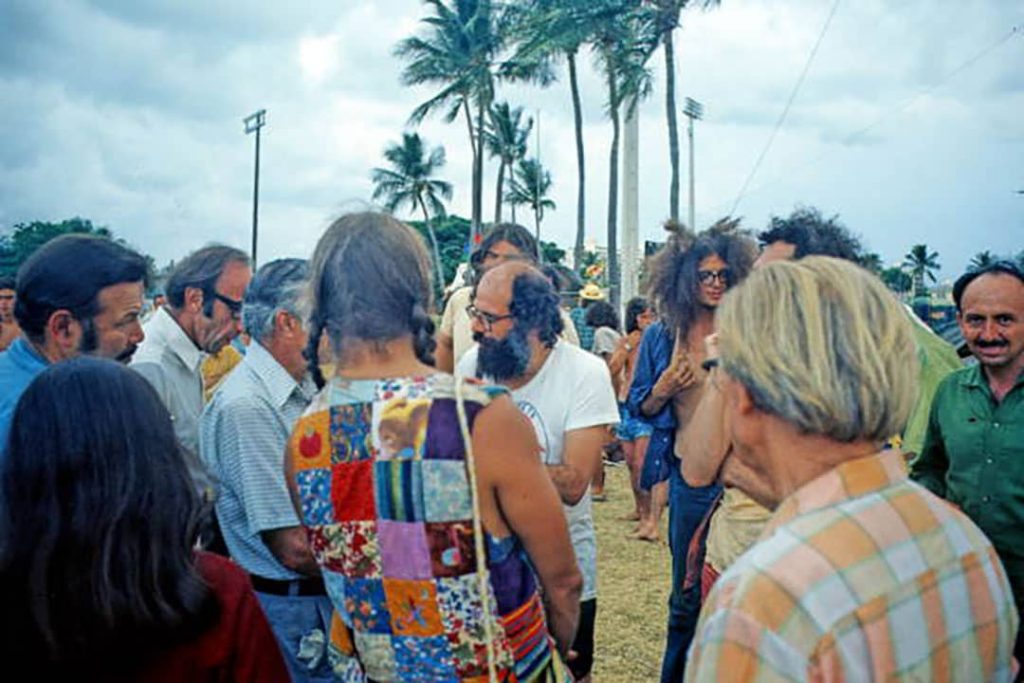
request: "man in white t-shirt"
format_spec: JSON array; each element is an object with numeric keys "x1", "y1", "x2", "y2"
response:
[
  {"x1": 435, "y1": 223, "x2": 579, "y2": 372},
  {"x1": 457, "y1": 262, "x2": 618, "y2": 683}
]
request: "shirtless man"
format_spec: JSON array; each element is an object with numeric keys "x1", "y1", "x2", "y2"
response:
[{"x1": 627, "y1": 220, "x2": 756, "y2": 683}]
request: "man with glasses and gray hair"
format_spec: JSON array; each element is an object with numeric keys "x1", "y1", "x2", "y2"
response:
[
  {"x1": 131, "y1": 244, "x2": 251, "y2": 458},
  {"x1": 686, "y1": 257, "x2": 1018, "y2": 681},
  {"x1": 199, "y1": 258, "x2": 332, "y2": 682}
]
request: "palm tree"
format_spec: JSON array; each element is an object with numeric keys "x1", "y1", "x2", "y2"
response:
[
  {"x1": 970, "y1": 250, "x2": 995, "y2": 270},
  {"x1": 859, "y1": 251, "x2": 883, "y2": 275},
  {"x1": 902, "y1": 244, "x2": 940, "y2": 297},
  {"x1": 395, "y1": 0, "x2": 505, "y2": 241},
  {"x1": 506, "y1": 157, "x2": 556, "y2": 244},
  {"x1": 650, "y1": 0, "x2": 719, "y2": 221},
  {"x1": 371, "y1": 133, "x2": 453, "y2": 292},
  {"x1": 483, "y1": 101, "x2": 533, "y2": 224},
  {"x1": 593, "y1": 0, "x2": 658, "y2": 307},
  {"x1": 505, "y1": 0, "x2": 604, "y2": 268}
]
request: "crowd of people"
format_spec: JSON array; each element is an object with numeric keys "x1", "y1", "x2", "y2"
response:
[{"x1": 0, "y1": 210, "x2": 1021, "y2": 682}]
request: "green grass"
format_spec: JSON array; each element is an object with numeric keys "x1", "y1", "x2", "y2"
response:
[{"x1": 591, "y1": 465, "x2": 671, "y2": 682}]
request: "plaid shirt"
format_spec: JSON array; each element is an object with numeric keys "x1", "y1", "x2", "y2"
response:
[{"x1": 686, "y1": 450, "x2": 1019, "y2": 682}]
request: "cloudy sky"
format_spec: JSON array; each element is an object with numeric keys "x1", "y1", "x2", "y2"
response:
[{"x1": 1, "y1": 0, "x2": 1021, "y2": 282}]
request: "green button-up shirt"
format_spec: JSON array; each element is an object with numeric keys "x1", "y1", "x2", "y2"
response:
[{"x1": 911, "y1": 364, "x2": 1024, "y2": 590}]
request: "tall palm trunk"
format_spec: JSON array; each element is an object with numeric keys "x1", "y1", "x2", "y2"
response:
[
  {"x1": 533, "y1": 201, "x2": 541, "y2": 248},
  {"x1": 606, "y1": 65, "x2": 621, "y2": 309},
  {"x1": 494, "y1": 160, "x2": 505, "y2": 224},
  {"x1": 664, "y1": 28, "x2": 680, "y2": 222},
  {"x1": 462, "y1": 100, "x2": 480, "y2": 243},
  {"x1": 472, "y1": 98, "x2": 486, "y2": 238},
  {"x1": 568, "y1": 50, "x2": 587, "y2": 270},
  {"x1": 417, "y1": 195, "x2": 447, "y2": 296}
]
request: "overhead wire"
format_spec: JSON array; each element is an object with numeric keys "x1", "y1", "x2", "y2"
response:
[
  {"x1": 723, "y1": 23, "x2": 1023, "y2": 216},
  {"x1": 729, "y1": 0, "x2": 842, "y2": 216}
]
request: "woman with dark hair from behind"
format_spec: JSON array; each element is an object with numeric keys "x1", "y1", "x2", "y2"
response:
[
  {"x1": 0, "y1": 357, "x2": 288, "y2": 681},
  {"x1": 290, "y1": 212, "x2": 581, "y2": 681}
]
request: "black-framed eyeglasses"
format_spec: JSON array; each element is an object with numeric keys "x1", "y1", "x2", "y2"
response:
[
  {"x1": 698, "y1": 268, "x2": 731, "y2": 286},
  {"x1": 466, "y1": 303, "x2": 513, "y2": 332},
  {"x1": 212, "y1": 291, "x2": 243, "y2": 320}
]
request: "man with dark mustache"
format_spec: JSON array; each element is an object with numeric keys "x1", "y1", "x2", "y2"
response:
[
  {"x1": 0, "y1": 234, "x2": 147, "y2": 448},
  {"x1": 912, "y1": 260, "x2": 1024, "y2": 667},
  {"x1": 457, "y1": 262, "x2": 618, "y2": 683}
]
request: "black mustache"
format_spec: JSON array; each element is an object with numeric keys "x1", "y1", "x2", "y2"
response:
[{"x1": 975, "y1": 339, "x2": 1009, "y2": 349}]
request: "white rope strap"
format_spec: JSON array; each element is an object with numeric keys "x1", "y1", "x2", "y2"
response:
[{"x1": 454, "y1": 377, "x2": 499, "y2": 683}]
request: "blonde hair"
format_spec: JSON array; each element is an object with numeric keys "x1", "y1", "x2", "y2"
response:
[{"x1": 717, "y1": 256, "x2": 917, "y2": 442}]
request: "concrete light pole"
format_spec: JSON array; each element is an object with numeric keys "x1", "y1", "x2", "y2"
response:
[
  {"x1": 683, "y1": 97, "x2": 704, "y2": 231},
  {"x1": 243, "y1": 109, "x2": 266, "y2": 266}
]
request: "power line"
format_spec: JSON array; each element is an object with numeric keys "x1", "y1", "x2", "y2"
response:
[
  {"x1": 729, "y1": 0, "x2": 842, "y2": 216},
  {"x1": 721, "y1": 23, "x2": 1022, "y2": 216}
]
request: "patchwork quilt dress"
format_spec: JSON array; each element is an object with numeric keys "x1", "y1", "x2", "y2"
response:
[{"x1": 287, "y1": 374, "x2": 569, "y2": 682}]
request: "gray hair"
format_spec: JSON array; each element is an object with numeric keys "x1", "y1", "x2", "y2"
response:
[
  {"x1": 242, "y1": 258, "x2": 309, "y2": 342},
  {"x1": 717, "y1": 256, "x2": 918, "y2": 442}
]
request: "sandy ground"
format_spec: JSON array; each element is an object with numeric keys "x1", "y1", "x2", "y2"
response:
[{"x1": 590, "y1": 464, "x2": 672, "y2": 682}]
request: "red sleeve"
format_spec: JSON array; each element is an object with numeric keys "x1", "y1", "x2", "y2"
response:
[{"x1": 196, "y1": 552, "x2": 290, "y2": 683}]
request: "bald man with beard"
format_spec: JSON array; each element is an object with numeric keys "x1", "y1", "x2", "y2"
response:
[{"x1": 457, "y1": 262, "x2": 619, "y2": 683}]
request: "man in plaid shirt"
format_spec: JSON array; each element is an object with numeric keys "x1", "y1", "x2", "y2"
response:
[{"x1": 686, "y1": 256, "x2": 1018, "y2": 682}]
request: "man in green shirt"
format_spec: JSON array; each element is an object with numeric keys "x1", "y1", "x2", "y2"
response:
[{"x1": 912, "y1": 260, "x2": 1024, "y2": 663}]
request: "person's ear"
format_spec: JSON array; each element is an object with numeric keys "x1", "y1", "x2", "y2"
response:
[
  {"x1": 184, "y1": 286, "x2": 204, "y2": 315},
  {"x1": 46, "y1": 309, "x2": 82, "y2": 355},
  {"x1": 275, "y1": 310, "x2": 295, "y2": 337}
]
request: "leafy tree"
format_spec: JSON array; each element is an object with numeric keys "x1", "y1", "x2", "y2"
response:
[
  {"x1": 408, "y1": 214, "x2": 471, "y2": 292},
  {"x1": 902, "y1": 244, "x2": 941, "y2": 296},
  {"x1": 541, "y1": 240, "x2": 566, "y2": 265},
  {"x1": 483, "y1": 101, "x2": 533, "y2": 223},
  {"x1": 881, "y1": 266, "x2": 912, "y2": 294},
  {"x1": 859, "y1": 251, "x2": 883, "y2": 275},
  {"x1": 506, "y1": 157, "x2": 556, "y2": 244},
  {"x1": 0, "y1": 218, "x2": 155, "y2": 283},
  {"x1": 371, "y1": 133, "x2": 453, "y2": 294},
  {"x1": 592, "y1": 0, "x2": 658, "y2": 307},
  {"x1": 650, "y1": 0, "x2": 719, "y2": 221},
  {"x1": 970, "y1": 250, "x2": 995, "y2": 270}
]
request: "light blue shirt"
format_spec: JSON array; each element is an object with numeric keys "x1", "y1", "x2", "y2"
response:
[
  {"x1": 199, "y1": 340, "x2": 315, "y2": 580},
  {"x1": 0, "y1": 337, "x2": 49, "y2": 452}
]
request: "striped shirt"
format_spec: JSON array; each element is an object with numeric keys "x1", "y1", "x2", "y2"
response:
[
  {"x1": 686, "y1": 450, "x2": 1019, "y2": 682},
  {"x1": 199, "y1": 341, "x2": 315, "y2": 580}
]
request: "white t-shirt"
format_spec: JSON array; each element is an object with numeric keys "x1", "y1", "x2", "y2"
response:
[{"x1": 458, "y1": 341, "x2": 619, "y2": 600}]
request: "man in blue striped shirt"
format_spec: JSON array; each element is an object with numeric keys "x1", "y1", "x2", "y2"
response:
[{"x1": 200, "y1": 259, "x2": 332, "y2": 682}]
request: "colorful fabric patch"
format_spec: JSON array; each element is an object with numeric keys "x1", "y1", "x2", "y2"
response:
[
  {"x1": 426, "y1": 520, "x2": 476, "y2": 578},
  {"x1": 290, "y1": 411, "x2": 331, "y2": 471},
  {"x1": 393, "y1": 634, "x2": 457, "y2": 681},
  {"x1": 421, "y1": 461, "x2": 473, "y2": 522},
  {"x1": 336, "y1": 521, "x2": 381, "y2": 578},
  {"x1": 322, "y1": 569, "x2": 349, "y2": 626},
  {"x1": 437, "y1": 575, "x2": 514, "y2": 678},
  {"x1": 328, "y1": 605, "x2": 356, "y2": 657},
  {"x1": 375, "y1": 397, "x2": 429, "y2": 461},
  {"x1": 378, "y1": 520, "x2": 432, "y2": 580},
  {"x1": 330, "y1": 403, "x2": 375, "y2": 463},
  {"x1": 423, "y1": 399, "x2": 483, "y2": 461},
  {"x1": 328, "y1": 650, "x2": 365, "y2": 683},
  {"x1": 295, "y1": 468, "x2": 333, "y2": 526},
  {"x1": 353, "y1": 631, "x2": 396, "y2": 682},
  {"x1": 374, "y1": 459, "x2": 425, "y2": 521},
  {"x1": 343, "y1": 578, "x2": 391, "y2": 634},
  {"x1": 501, "y1": 592, "x2": 554, "y2": 680},
  {"x1": 331, "y1": 461, "x2": 376, "y2": 522},
  {"x1": 307, "y1": 523, "x2": 346, "y2": 573},
  {"x1": 383, "y1": 578, "x2": 445, "y2": 637}
]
